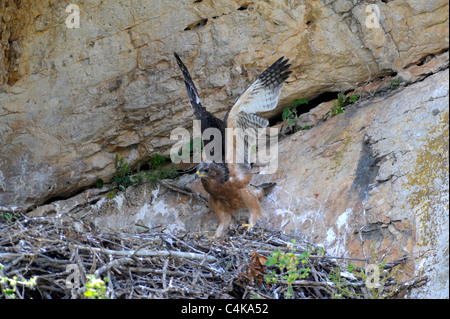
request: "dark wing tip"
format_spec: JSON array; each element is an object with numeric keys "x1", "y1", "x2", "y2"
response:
[
  {"x1": 282, "y1": 69, "x2": 293, "y2": 81},
  {"x1": 174, "y1": 52, "x2": 185, "y2": 69},
  {"x1": 173, "y1": 52, "x2": 202, "y2": 108},
  {"x1": 173, "y1": 51, "x2": 225, "y2": 152},
  {"x1": 256, "y1": 56, "x2": 293, "y2": 86},
  {"x1": 267, "y1": 56, "x2": 292, "y2": 73},
  {"x1": 174, "y1": 52, "x2": 182, "y2": 62},
  {"x1": 275, "y1": 56, "x2": 286, "y2": 64},
  {"x1": 274, "y1": 56, "x2": 290, "y2": 67}
]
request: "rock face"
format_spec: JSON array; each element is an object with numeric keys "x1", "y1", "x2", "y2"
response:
[
  {"x1": 29, "y1": 68, "x2": 449, "y2": 298},
  {"x1": 258, "y1": 69, "x2": 449, "y2": 299},
  {"x1": 1, "y1": 0, "x2": 449, "y2": 208},
  {"x1": 1, "y1": 0, "x2": 449, "y2": 298}
]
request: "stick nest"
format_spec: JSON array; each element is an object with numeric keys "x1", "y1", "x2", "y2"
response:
[{"x1": 0, "y1": 214, "x2": 423, "y2": 299}]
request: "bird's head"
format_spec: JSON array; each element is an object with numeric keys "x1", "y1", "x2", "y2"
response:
[{"x1": 196, "y1": 161, "x2": 228, "y2": 183}]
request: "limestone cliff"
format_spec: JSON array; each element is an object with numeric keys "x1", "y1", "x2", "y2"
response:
[
  {"x1": 0, "y1": 0, "x2": 449, "y2": 298},
  {"x1": 1, "y1": 0, "x2": 448, "y2": 208},
  {"x1": 29, "y1": 68, "x2": 449, "y2": 298}
]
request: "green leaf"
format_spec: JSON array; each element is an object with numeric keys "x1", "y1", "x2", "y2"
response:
[
  {"x1": 349, "y1": 94, "x2": 360, "y2": 103},
  {"x1": 266, "y1": 256, "x2": 278, "y2": 266},
  {"x1": 347, "y1": 263, "x2": 354, "y2": 273},
  {"x1": 287, "y1": 118, "x2": 297, "y2": 126},
  {"x1": 122, "y1": 176, "x2": 131, "y2": 185},
  {"x1": 95, "y1": 179, "x2": 104, "y2": 189},
  {"x1": 282, "y1": 107, "x2": 291, "y2": 121},
  {"x1": 280, "y1": 259, "x2": 289, "y2": 267},
  {"x1": 293, "y1": 98, "x2": 308, "y2": 106},
  {"x1": 337, "y1": 93, "x2": 345, "y2": 106}
]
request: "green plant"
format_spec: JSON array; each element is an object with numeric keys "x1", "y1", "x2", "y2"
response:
[
  {"x1": 265, "y1": 240, "x2": 311, "y2": 298},
  {"x1": 328, "y1": 241, "x2": 403, "y2": 299},
  {"x1": 110, "y1": 154, "x2": 134, "y2": 191},
  {"x1": 391, "y1": 77, "x2": 401, "y2": 90},
  {"x1": 361, "y1": 242, "x2": 402, "y2": 299},
  {"x1": 95, "y1": 178, "x2": 104, "y2": 189},
  {"x1": 150, "y1": 153, "x2": 168, "y2": 168},
  {"x1": 0, "y1": 263, "x2": 37, "y2": 299},
  {"x1": 282, "y1": 98, "x2": 309, "y2": 133},
  {"x1": 330, "y1": 93, "x2": 360, "y2": 116},
  {"x1": 144, "y1": 154, "x2": 178, "y2": 183},
  {"x1": 0, "y1": 211, "x2": 22, "y2": 223},
  {"x1": 83, "y1": 275, "x2": 109, "y2": 299},
  {"x1": 349, "y1": 94, "x2": 360, "y2": 103},
  {"x1": 106, "y1": 154, "x2": 179, "y2": 198},
  {"x1": 328, "y1": 263, "x2": 362, "y2": 299}
]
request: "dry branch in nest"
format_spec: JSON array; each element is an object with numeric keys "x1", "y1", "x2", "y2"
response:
[{"x1": 0, "y1": 215, "x2": 424, "y2": 299}]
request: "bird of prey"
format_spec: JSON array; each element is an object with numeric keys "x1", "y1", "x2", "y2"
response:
[{"x1": 174, "y1": 52, "x2": 291, "y2": 237}]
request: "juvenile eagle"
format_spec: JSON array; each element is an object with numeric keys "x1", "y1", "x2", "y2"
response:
[{"x1": 174, "y1": 53, "x2": 291, "y2": 237}]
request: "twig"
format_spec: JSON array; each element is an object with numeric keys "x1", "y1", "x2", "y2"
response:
[
  {"x1": 0, "y1": 206, "x2": 28, "y2": 213},
  {"x1": 0, "y1": 216, "x2": 420, "y2": 299},
  {"x1": 118, "y1": 266, "x2": 215, "y2": 279},
  {"x1": 388, "y1": 277, "x2": 428, "y2": 298},
  {"x1": 70, "y1": 244, "x2": 217, "y2": 263},
  {"x1": 278, "y1": 279, "x2": 332, "y2": 288},
  {"x1": 159, "y1": 179, "x2": 209, "y2": 205},
  {"x1": 94, "y1": 257, "x2": 133, "y2": 278},
  {"x1": 162, "y1": 259, "x2": 169, "y2": 292},
  {"x1": 183, "y1": 258, "x2": 219, "y2": 280}
]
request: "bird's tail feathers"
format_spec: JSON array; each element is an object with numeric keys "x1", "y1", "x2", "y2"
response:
[{"x1": 254, "y1": 182, "x2": 276, "y2": 189}]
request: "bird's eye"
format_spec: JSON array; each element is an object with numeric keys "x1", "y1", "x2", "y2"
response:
[{"x1": 204, "y1": 168, "x2": 210, "y2": 173}]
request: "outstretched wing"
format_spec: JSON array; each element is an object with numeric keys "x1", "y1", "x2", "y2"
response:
[
  {"x1": 225, "y1": 57, "x2": 292, "y2": 164},
  {"x1": 174, "y1": 53, "x2": 226, "y2": 161}
]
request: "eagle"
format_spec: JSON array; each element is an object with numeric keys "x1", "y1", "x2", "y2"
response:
[{"x1": 174, "y1": 53, "x2": 292, "y2": 237}]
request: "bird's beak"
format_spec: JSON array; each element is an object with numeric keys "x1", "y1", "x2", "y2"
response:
[{"x1": 196, "y1": 170, "x2": 206, "y2": 178}]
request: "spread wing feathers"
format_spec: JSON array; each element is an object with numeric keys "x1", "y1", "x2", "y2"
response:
[
  {"x1": 226, "y1": 57, "x2": 292, "y2": 125},
  {"x1": 226, "y1": 57, "x2": 292, "y2": 164},
  {"x1": 174, "y1": 53, "x2": 226, "y2": 157},
  {"x1": 233, "y1": 112, "x2": 269, "y2": 164}
]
